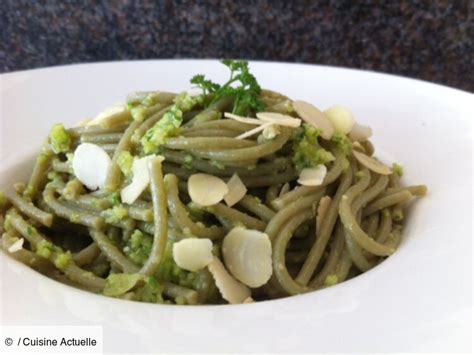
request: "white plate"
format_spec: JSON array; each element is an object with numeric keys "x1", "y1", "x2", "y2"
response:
[{"x1": 0, "y1": 60, "x2": 472, "y2": 353}]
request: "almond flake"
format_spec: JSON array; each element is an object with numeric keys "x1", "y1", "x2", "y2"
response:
[
  {"x1": 349, "y1": 122, "x2": 373, "y2": 142},
  {"x1": 208, "y1": 256, "x2": 251, "y2": 304},
  {"x1": 73, "y1": 143, "x2": 112, "y2": 190},
  {"x1": 279, "y1": 183, "x2": 290, "y2": 197},
  {"x1": 262, "y1": 124, "x2": 281, "y2": 139},
  {"x1": 256, "y1": 112, "x2": 301, "y2": 127},
  {"x1": 222, "y1": 227, "x2": 273, "y2": 288},
  {"x1": 224, "y1": 174, "x2": 247, "y2": 207},
  {"x1": 188, "y1": 174, "x2": 229, "y2": 206},
  {"x1": 297, "y1": 165, "x2": 327, "y2": 186},
  {"x1": 121, "y1": 155, "x2": 163, "y2": 204},
  {"x1": 235, "y1": 123, "x2": 272, "y2": 140},
  {"x1": 8, "y1": 238, "x2": 24, "y2": 253},
  {"x1": 173, "y1": 238, "x2": 213, "y2": 272},
  {"x1": 324, "y1": 106, "x2": 355, "y2": 134},
  {"x1": 89, "y1": 104, "x2": 131, "y2": 128},
  {"x1": 293, "y1": 100, "x2": 334, "y2": 139},
  {"x1": 224, "y1": 112, "x2": 263, "y2": 125},
  {"x1": 353, "y1": 150, "x2": 392, "y2": 175},
  {"x1": 352, "y1": 141, "x2": 366, "y2": 153}
]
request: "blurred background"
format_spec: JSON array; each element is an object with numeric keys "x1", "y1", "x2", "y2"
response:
[{"x1": 1, "y1": 0, "x2": 472, "y2": 91}]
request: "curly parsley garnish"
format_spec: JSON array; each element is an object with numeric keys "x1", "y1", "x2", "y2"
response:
[{"x1": 190, "y1": 59, "x2": 265, "y2": 116}]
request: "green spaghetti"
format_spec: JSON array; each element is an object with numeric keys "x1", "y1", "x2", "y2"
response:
[{"x1": 0, "y1": 60, "x2": 426, "y2": 305}]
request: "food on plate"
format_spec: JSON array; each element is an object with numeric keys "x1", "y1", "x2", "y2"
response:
[{"x1": 0, "y1": 60, "x2": 427, "y2": 305}]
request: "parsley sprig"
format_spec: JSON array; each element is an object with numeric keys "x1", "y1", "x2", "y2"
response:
[{"x1": 190, "y1": 60, "x2": 265, "y2": 116}]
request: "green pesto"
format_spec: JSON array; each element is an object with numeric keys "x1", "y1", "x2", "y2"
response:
[
  {"x1": 54, "y1": 251, "x2": 72, "y2": 269},
  {"x1": 292, "y1": 124, "x2": 335, "y2": 172},
  {"x1": 141, "y1": 106, "x2": 183, "y2": 153},
  {"x1": 117, "y1": 151, "x2": 134, "y2": 177},
  {"x1": 46, "y1": 171, "x2": 62, "y2": 182},
  {"x1": 140, "y1": 93, "x2": 203, "y2": 153},
  {"x1": 155, "y1": 237, "x2": 201, "y2": 290},
  {"x1": 36, "y1": 239, "x2": 54, "y2": 259},
  {"x1": 128, "y1": 93, "x2": 159, "y2": 121},
  {"x1": 123, "y1": 229, "x2": 153, "y2": 266},
  {"x1": 49, "y1": 124, "x2": 71, "y2": 153},
  {"x1": 102, "y1": 205, "x2": 128, "y2": 224},
  {"x1": 134, "y1": 276, "x2": 164, "y2": 303},
  {"x1": 324, "y1": 274, "x2": 338, "y2": 286},
  {"x1": 393, "y1": 163, "x2": 404, "y2": 177},
  {"x1": 331, "y1": 132, "x2": 352, "y2": 156},
  {"x1": 173, "y1": 92, "x2": 203, "y2": 111},
  {"x1": 131, "y1": 106, "x2": 147, "y2": 122}
]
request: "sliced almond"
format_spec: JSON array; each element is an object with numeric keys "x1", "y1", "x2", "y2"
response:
[
  {"x1": 173, "y1": 238, "x2": 213, "y2": 272},
  {"x1": 349, "y1": 122, "x2": 373, "y2": 142},
  {"x1": 188, "y1": 174, "x2": 229, "y2": 206},
  {"x1": 89, "y1": 104, "x2": 131, "y2": 128},
  {"x1": 353, "y1": 150, "x2": 392, "y2": 175},
  {"x1": 324, "y1": 106, "x2": 355, "y2": 134},
  {"x1": 7, "y1": 238, "x2": 24, "y2": 253},
  {"x1": 262, "y1": 124, "x2": 280, "y2": 139},
  {"x1": 224, "y1": 112, "x2": 263, "y2": 125},
  {"x1": 243, "y1": 297, "x2": 255, "y2": 303},
  {"x1": 236, "y1": 123, "x2": 272, "y2": 140},
  {"x1": 224, "y1": 174, "x2": 247, "y2": 207},
  {"x1": 352, "y1": 141, "x2": 366, "y2": 153},
  {"x1": 208, "y1": 256, "x2": 251, "y2": 304},
  {"x1": 297, "y1": 165, "x2": 327, "y2": 186},
  {"x1": 256, "y1": 112, "x2": 301, "y2": 127},
  {"x1": 222, "y1": 227, "x2": 272, "y2": 288},
  {"x1": 316, "y1": 196, "x2": 332, "y2": 233},
  {"x1": 73, "y1": 143, "x2": 112, "y2": 190},
  {"x1": 279, "y1": 182, "x2": 290, "y2": 197},
  {"x1": 121, "y1": 155, "x2": 163, "y2": 204},
  {"x1": 293, "y1": 100, "x2": 334, "y2": 140}
]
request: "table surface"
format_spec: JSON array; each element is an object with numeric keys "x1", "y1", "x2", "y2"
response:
[{"x1": 1, "y1": 1, "x2": 473, "y2": 92}]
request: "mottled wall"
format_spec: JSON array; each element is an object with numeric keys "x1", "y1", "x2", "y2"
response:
[{"x1": 1, "y1": 0, "x2": 472, "y2": 91}]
